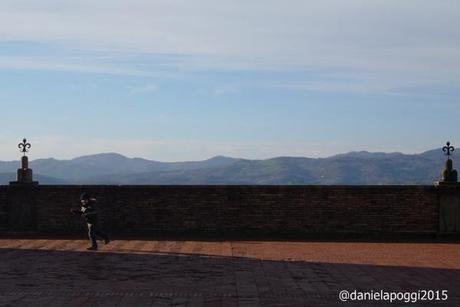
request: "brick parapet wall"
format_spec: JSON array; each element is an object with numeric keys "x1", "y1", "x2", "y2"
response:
[
  {"x1": 0, "y1": 185, "x2": 444, "y2": 236},
  {"x1": 0, "y1": 186, "x2": 9, "y2": 230}
]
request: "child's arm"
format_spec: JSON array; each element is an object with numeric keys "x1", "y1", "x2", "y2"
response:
[
  {"x1": 82, "y1": 211, "x2": 99, "y2": 216},
  {"x1": 82, "y1": 209, "x2": 106, "y2": 216},
  {"x1": 81, "y1": 206, "x2": 104, "y2": 216}
]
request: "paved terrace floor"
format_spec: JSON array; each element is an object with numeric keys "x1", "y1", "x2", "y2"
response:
[{"x1": 0, "y1": 238, "x2": 459, "y2": 307}]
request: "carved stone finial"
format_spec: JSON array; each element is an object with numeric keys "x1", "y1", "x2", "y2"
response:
[
  {"x1": 440, "y1": 141, "x2": 457, "y2": 183},
  {"x1": 18, "y1": 138, "x2": 31, "y2": 156},
  {"x1": 10, "y1": 138, "x2": 38, "y2": 185},
  {"x1": 442, "y1": 141, "x2": 454, "y2": 157}
]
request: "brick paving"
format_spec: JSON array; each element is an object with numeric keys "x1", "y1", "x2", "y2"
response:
[{"x1": 0, "y1": 238, "x2": 459, "y2": 306}]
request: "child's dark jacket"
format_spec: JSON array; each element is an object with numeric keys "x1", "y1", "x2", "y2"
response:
[{"x1": 74, "y1": 202, "x2": 99, "y2": 225}]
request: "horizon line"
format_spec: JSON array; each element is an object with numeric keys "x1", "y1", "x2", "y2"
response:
[{"x1": 0, "y1": 147, "x2": 445, "y2": 163}]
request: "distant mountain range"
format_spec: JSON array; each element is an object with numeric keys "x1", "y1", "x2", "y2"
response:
[{"x1": 0, "y1": 149, "x2": 455, "y2": 185}]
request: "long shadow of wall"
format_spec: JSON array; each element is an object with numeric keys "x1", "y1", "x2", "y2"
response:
[{"x1": 0, "y1": 246, "x2": 459, "y2": 306}]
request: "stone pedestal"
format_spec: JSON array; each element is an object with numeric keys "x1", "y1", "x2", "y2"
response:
[
  {"x1": 434, "y1": 155, "x2": 460, "y2": 233},
  {"x1": 7, "y1": 186, "x2": 38, "y2": 231},
  {"x1": 435, "y1": 184, "x2": 460, "y2": 233},
  {"x1": 440, "y1": 158, "x2": 458, "y2": 183},
  {"x1": 9, "y1": 156, "x2": 38, "y2": 186}
]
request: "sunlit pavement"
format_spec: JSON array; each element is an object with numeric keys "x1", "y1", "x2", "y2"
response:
[{"x1": 0, "y1": 238, "x2": 459, "y2": 306}]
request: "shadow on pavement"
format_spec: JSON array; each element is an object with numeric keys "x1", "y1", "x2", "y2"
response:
[{"x1": 0, "y1": 246, "x2": 459, "y2": 306}]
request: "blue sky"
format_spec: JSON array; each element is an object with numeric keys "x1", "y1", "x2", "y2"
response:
[{"x1": 0, "y1": 0, "x2": 459, "y2": 161}]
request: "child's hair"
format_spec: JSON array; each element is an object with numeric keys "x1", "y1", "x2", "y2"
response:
[{"x1": 80, "y1": 192, "x2": 90, "y2": 201}]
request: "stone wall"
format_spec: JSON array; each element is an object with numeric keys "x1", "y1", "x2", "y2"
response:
[
  {"x1": 0, "y1": 185, "x2": 451, "y2": 237},
  {"x1": 0, "y1": 186, "x2": 8, "y2": 231},
  {"x1": 438, "y1": 184, "x2": 460, "y2": 233}
]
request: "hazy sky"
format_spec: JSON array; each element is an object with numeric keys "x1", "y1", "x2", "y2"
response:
[{"x1": 0, "y1": 0, "x2": 459, "y2": 161}]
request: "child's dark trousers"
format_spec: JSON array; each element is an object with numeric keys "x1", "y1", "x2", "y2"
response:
[{"x1": 87, "y1": 223, "x2": 109, "y2": 247}]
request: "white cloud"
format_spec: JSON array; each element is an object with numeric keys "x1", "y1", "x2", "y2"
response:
[
  {"x1": 0, "y1": 0, "x2": 458, "y2": 94},
  {"x1": 211, "y1": 85, "x2": 239, "y2": 97},
  {"x1": 0, "y1": 55, "x2": 145, "y2": 75},
  {"x1": 128, "y1": 84, "x2": 159, "y2": 94}
]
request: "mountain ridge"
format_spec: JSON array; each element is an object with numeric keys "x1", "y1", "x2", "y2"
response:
[{"x1": 0, "y1": 149, "x2": 454, "y2": 185}]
